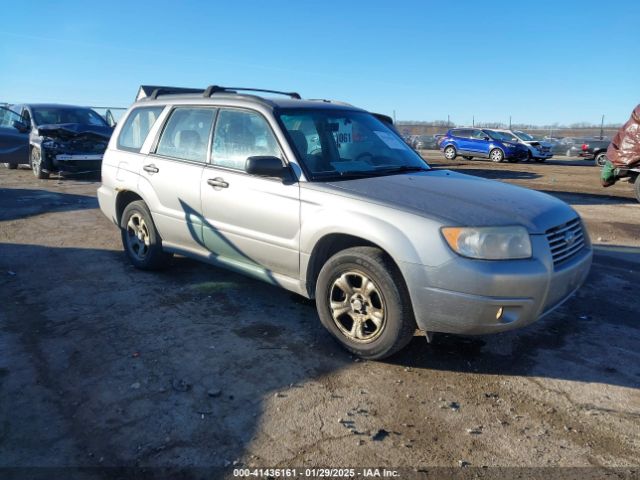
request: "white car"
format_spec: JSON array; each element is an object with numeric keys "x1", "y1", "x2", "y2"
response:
[{"x1": 508, "y1": 130, "x2": 554, "y2": 162}]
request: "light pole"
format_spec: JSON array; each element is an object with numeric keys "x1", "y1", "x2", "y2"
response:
[{"x1": 600, "y1": 114, "x2": 605, "y2": 139}]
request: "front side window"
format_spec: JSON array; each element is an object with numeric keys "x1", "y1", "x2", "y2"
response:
[
  {"x1": 156, "y1": 107, "x2": 216, "y2": 162},
  {"x1": 470, "y1": 130, "x2": 486, "y2": 140},
  {"x1": 0, "y1": 107, "x2": 22, "y2": 128},
  {"x1": 117, "y1": 106, "x2": 164, "y2": 152},
  {"x1": 279, "y1": 109, "x2": 429, "y2": 180},
  {"x1": 211, "y1": 109, "x2": 281, "y2": 171}
]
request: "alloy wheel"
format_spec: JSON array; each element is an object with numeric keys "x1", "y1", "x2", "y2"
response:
[
  {"x1": 125, "y1": 213, "x2": 151, "y2": 260},
  {"x1": 329, "y1": 271, "x2": 386, "y2": 343}
]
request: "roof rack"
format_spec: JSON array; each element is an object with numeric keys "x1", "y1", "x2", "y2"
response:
[
  {"x1": 136, "y1": 85, "x2": 205, "y2": 101},
  {"x1": 202, "y1": 85, "x2": 301, "y2": 99}
]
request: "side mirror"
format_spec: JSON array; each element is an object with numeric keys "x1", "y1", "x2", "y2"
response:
[
  {"x1": 12, "y1": 120, "x2": 30, "y2": 133},
  {"x1": 483, "y1": 136, "x2": 490, "y2": 141},
  {"x1": 245, "y1": 156, "x2": 290, "y2": 179}
]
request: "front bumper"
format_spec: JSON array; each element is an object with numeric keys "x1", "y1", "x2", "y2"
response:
[
  {"x1": 402, "y1": 236, "x2": 593, "y2": 335},
  {"x1": 505, "y1": 148, "x2": 529, "y2": 160},
  {"x1": 52, "y1": 154, "x2": 103, "y2": 172}
]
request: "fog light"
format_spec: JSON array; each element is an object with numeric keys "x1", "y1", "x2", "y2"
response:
[{"x1": 496, "y1": 307, "x2": 504, "y2": 320}]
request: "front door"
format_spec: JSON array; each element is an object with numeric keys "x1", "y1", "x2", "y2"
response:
[
  {"x1": 200, "y1": 108, "x2": 300, "y2": 282},
  {"x1": 0, "y1": 107, "x2": 29, "y2": 165}
]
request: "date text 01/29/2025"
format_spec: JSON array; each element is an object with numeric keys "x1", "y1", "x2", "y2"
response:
[{"x1": 233, "y1": 468, "x2": 400, "y2": 478}]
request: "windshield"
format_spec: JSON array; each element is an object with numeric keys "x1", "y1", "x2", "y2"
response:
[
  {"x1": 31, "y1": 107, "x2": 108, "y2": 127},
  {"x1": 278, "y1": 109, "x2": 429, "y2": 180},
  {"x1": 487, "y1": 130, "x2": 518, "y2": 142},
  {"x1": 514, "y1": 130, "x2": 534, "y2": 141}
]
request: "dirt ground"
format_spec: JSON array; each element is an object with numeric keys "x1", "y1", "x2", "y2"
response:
[{"x1": 1, "y1": 154, "x2": 639, "y2": 479}]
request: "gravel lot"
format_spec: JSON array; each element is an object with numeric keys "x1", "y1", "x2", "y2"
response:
[{"x1": 1, "y1": 155, "x2": 639, "y2": 478}]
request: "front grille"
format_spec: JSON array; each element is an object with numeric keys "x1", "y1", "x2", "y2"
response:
[{"x1": 546, "y1": 217, "x2": 585, "y2": 267}]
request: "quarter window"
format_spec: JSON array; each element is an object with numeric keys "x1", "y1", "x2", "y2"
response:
[
  {"x1": 155, "y1": 107, "x2": 215, "y2": 162},
  {"x1": 117, "y1": 106, "x2": 164, "y2": 152},
  {"x1": 212, "y1": 109, "x2": 281, "y2": 171}
]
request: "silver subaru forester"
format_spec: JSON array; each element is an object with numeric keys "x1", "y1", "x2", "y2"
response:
[{"x1": 98, "y1": 85, "x2": 592, "y2": 359}]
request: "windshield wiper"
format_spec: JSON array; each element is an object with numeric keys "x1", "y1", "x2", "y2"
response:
[{"x1": 370, "y1": 165, "x2": 430, "y2": 176}]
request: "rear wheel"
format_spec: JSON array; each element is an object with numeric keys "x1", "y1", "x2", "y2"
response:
[
  {"x1": 595, "y1": 152, "x2": 608, "y2": 167},
  {"x1": 30, "y1": 147, "x2": 49, "y2": 179},
  {"x1": 489, "y1": 148, "x2": 504, "y2": 163},
  {"x1": 444, "y1": 146, "x2": 457, "y2": 160},
  {"x1": 315, "y1": 247, "x2": 416, "y2": 360},
  {"x1": 120, "y1": 200, "x2": 173, "y2": 270}
]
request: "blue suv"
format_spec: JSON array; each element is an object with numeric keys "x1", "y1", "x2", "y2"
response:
[{"x1": 439, "y1": 128, "x2": 528, "y2": 163}]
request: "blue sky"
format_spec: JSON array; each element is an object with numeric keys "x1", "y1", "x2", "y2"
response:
[{"x1": 1, "y1": 0, "x2": 638, "y2": 125}]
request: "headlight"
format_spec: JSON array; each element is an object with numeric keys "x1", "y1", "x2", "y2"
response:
[
  {"x1": 41, "y1": 139, "x2": 60, "y2": 149},
  {"x1": 441, "y1": 226, "x2": 532, "y2": 260}
]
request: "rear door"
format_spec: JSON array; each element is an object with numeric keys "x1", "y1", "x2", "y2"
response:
[
  {"x1": 200, "y1": 108, "x2": 300, "y2": 280},
  {"x1": 453, "y1": 129, "x2": 473, "y2": 154},
  {"x1": 468, "y1": 129, "x2": 491, "y2": 156},
  {"x1": 0, "y1": 107, "x2": 29, "y2": 165},
  {"x1": 140, "y1": 106, "x2": 216, "y2": 250}
]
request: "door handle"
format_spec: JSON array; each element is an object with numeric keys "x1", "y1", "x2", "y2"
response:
[
  {"x1": 207, "y1": 177, "x2": 229, "y2": 189},
  {"x1": 143, "y1": 164, "x2": 159, "y2": 173}
]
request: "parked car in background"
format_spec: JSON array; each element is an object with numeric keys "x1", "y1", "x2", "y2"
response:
[
  {"x1": 98, "y1": 84, "x2": 591, "y2": 359},
  {"x1": 509, "y1": 130, "x2": 553, "y2": 162},
  {"x1": 579, "y1": 138, "x2": 611, "y2": 166},
  {"x1": 0, "y1": 103, "x2": 113, "y2": 178},
  {"x1": 439, "y1": 128, "x2": 529, "y2": 162},
  {"x1": 551, "y1": 137, "x2": 586, "y2": 157},
  {"x1": 413, "y1": 134, "x2": 438, "y2": 150},
  {"x1": 0, "y1": 106, "x2": 29, "y2": 169}
]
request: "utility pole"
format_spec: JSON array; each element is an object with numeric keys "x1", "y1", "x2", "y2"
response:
[
  {"x1": 393, "y1": 110, "x2": 396, "y2": 124},
  {"x1": 472, "y1": 115, "x2": 475, "y2": 127},
  {"x1": 447, "y1": 115, "x2": 450, "y2": 128},
  {"x1": 509, "y1": 116, "x2": 512, "y2": 129},
  {"x1": 600, "y1": 114, "x2": 605, "y2": 139}
]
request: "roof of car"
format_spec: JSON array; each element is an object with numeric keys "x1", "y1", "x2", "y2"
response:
[
  {"x1": 133, "y1": 85, "x2": 366, "y2": 112},
  {"x1": 21, "y1": 103, "x2": 93, "y2": 109}
]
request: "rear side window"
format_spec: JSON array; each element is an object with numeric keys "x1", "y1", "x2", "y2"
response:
[
  {"x1": 155, "y1": 107, "x2": 216, "y2": 163},
  {"x1": 117, "y1": 106, "x2": 164, "y2": 152}
]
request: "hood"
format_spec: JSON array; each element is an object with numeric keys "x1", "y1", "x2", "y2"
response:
[
  {"x1": 37, "y1": 123, "x2": 113, "y2": 140},
  {"x1": 309, "y1": 170, "x2": 576, "y2": 234}
]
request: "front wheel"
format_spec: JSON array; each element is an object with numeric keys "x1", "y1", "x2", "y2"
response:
[
  {"x1": 120, "y1": 200, "x2": 173, "y2": 270},
  {"x1": 30, "y1": 148, "x2": 49, "y2": 179},
  {"x1": 595, "y1": 152, "x2": 608, "y2": 167},
  {"x1": 315, "y1": 247, "x2": 416, "y2": 360},
  {"x1": 444, "y1": 146, "x2": 457, "y2": 160},
  {"x1": 489, "y1": 148, "x2": 504, "y2": 163}
]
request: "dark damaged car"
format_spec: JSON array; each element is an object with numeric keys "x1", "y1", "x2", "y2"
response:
[{"x1": 0, "y1": 104, "x2": 113, "y2": 179}]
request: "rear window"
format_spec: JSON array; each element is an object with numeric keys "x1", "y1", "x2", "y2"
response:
[{"x1": 117, "y1": 106, "x2": 164, "y2": 152}]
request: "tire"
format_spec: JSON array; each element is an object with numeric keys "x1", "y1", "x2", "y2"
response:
[
  {"x1": 444, "y1": 146, "x2": 457, "y2": 160},
  {"x1": 595, "y1": 152, "x2": 608, "y2": 167},
  {"x1": 634, "y1": 177, "x2": 640, "y2": 204},
  {"x1": 489, "y1": 148, "x2": 504, "y2": 163},
  {"x1": 315, "y1": 246, "x2": 416, "y2": 360},
  {"x1": 534, "y1": 158, "x2": 546, "y2": 163},
  {"x1": 120, "y1": 200, "x2": 172, "y2": 270},
  {"x1": 463, "y1": 156, "x2": 473, "y2": 160},
  {"x1": 30, "y1": 147, "x2": 49, "y2": 179},
  {"x1": 3, "y1": 163, "x2": 17, "y2": 170}
]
